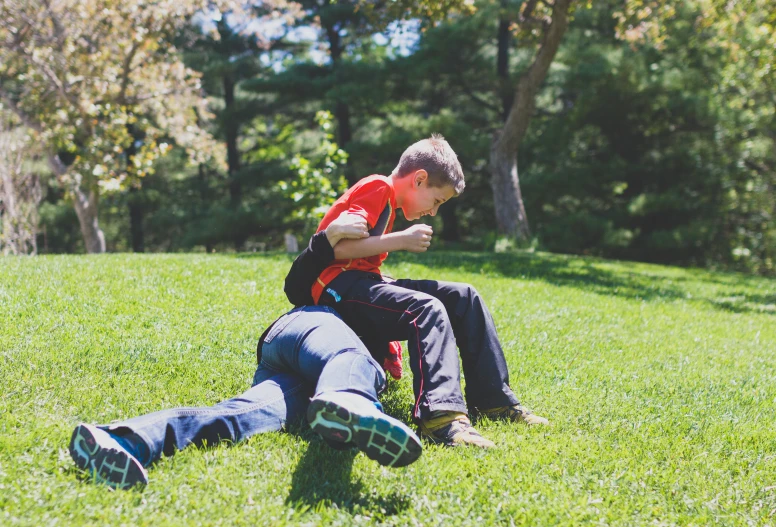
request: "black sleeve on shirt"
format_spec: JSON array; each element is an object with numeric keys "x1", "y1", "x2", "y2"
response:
[{"x1": 283, "y1": 230, "x2": 335, "y2": 307}]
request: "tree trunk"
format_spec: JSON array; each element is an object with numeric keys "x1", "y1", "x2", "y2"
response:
[
  {"x1": 325, "y1": 15, "x2": 357, "y2": 185},
  {"x1": 490, "y1": 145, "x2": 531, "y2": 240},
  {"x1": 223, "y1": 74, "x2": 248, "y2": 250},
  {"x1": 72, "y1": 184, "x2": 106, "y2": 254},
  {"x1": 489, "y1": 0, "x2": 572, "y2": 240},
  {"x1": 48, "y1": 154, "x2": 106, "y2": 253},
  {"x1": 128, "y1": 186, "x2": 144, "y2": 252},
  {"x1": 440, "y1": 199, "x2": 460, "y2": 242},
  {"x1": 334, "y1": 101, "x2": 352, "y2": 155},
  {"x1": 497, "y1": 0, "x2": 512, "y2": 120},
  {"x1": 198, "y1": 163, "x2": 214, "y2": 253},
  {"x1": 223, "y1": 75, "x2": 241, "y2": 207}
]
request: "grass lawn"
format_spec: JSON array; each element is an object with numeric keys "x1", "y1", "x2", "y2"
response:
[{"x1": 1, "y1": 251, "x2": 775, "y2": 526}]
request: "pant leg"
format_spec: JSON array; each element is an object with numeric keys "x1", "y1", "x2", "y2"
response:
[
  {"x1": 260, "y1": 306, "x2": 387, "y2": 403},
  {"x1": 323, "y1": 274, "x2": 467, "y2": 420},
  {"x1": 100, "y1": 366, "x2": 312, "y2": 466},
  {"x1": 394, "y1": 279, "x2": 520, "y2": 410}
]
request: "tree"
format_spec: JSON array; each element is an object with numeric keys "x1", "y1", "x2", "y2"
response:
[
  {"x1": 251, "y1": 0, "x2": 389, "y2": 186},
  {"x1": 489, "y1": 0, "x2": 573, "y2": 240},
  {"x1": 0, "y1": 1, "x2": 213, "y2": 252},
  {"x1": 615, "y1": 0, "x2": 775, "y2": 273},
  {"x1": 0, "y1": 0, "x2": 300, "y2": 253},
  {"x1": 184, "y1": 16, "x2": 274, "y2": 249},
  {"x1": 184, "y1": 3, "x2": 306, "y2": 243},
  {"x1": 362, "y1": 0, "x2": 573, "y2": 240},
  {"x1": 0, "y1": 116, "x2": 42, "y2": 255}
]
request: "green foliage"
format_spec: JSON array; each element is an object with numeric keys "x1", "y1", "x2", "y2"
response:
[
  {"x1": 0, "y1": 0, "x2": 236, "y2": 190},
  {"x1": 4, "y1": 0, "x2": 772, "y2": 274},
  {"x1": 2, "y1": 252, "x2": 775, "y2": 524},
  {"x1": 510, "y1": 0, "x2": 775, "y2": 274},
  {"x1": 279, "y1": 111, "x2": 348, "y2": 232},
  {"x1": 358, "y1": 0, "x2": 477, "y2": 29}
]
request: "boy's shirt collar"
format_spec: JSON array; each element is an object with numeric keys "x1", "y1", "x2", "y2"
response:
[{"x1": 383, "y1": 175, "x2": 398, "y2": 209}]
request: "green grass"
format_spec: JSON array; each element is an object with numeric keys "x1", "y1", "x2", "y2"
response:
[{"x1": 1, "y1": 251, "x2": 775, "y2": 526}]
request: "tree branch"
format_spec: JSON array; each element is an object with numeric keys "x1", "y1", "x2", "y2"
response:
[
  {"x1": 131, "y1": 89, "x2": 177, "y2": 102},
  {"x1": 0, "y1": 88, "x2": 42, "y2": 133},
  {"x1": 520, "y1": 0, "x2": 539, "y2": 22},
  {"x1": 496, "y1": 0, "x2": 573, "y2": 152},
  {"x1": 458, "y1": 75, "x2": 501, "y2": 113},
  {"x1": 42, "y1": 0, "x2": 67, "y2": 47},
  {"x1": 522, "y1": 15, "x2": 552, "y2": 30},
  {"x1": 4, "y1": 22, "x2": 77, "y2": 110},
  {"x1": 119, "y1": 40, "x2": 143, "y2": 104}
]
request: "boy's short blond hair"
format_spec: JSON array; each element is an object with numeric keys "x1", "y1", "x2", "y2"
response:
[{"x1": 392, "y1": 134, "x2": 465, "y2": 195}]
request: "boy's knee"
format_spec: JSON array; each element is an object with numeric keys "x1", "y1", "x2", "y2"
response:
[
  {"x1": 415, "y1": 294, "x2": 446, "y2": 316},
  {"x1": 443, "y1": 281, "x2": 480, "y2": 300},
  {"x1": 449, "y1": 283, "x2": 486, "y2": 319}
]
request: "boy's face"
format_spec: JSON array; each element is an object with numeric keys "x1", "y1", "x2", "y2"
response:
[{"x1": 401, "y1": 170, "x2": 457, "y2": 221}]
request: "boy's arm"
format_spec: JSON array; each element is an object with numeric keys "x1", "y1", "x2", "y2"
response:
[
  {"x1": 283, "y1": 214, "x2": 368, "y2": 306},
  {"x1": 333, "y1": 224, "x2": 434, "y2": 259}
]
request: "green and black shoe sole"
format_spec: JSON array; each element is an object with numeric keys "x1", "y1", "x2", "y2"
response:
[{"x1": 307, "y1": 398, "x2": 422, "y2": 467}]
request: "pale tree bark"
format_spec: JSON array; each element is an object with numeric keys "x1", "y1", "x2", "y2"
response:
[
  {"x1": 0, "y1": 128, "x2": 42, "y2": 255},
  {"x1": 1, "y1": 90, "x2": 106, "y2": 253},
  {"x1": 490, "y1": 0, "x2": 573, "y2": 240},
  {"x1": 48, "y1": 153, "x2": 106, "y2": 253}
]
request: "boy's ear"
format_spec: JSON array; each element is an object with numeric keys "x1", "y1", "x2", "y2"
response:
[{"x1": 414, "y1": 169, "x2": 428, "y2": 187}]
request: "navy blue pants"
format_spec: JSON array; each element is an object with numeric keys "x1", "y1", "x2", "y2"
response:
[{"x1": 321, "y1": 272, "x2": 520, "y2": 420}]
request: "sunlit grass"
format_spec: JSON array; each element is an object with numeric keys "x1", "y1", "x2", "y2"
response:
[{"x1": 1, "y1": 251, "x2": 774, "y2": 526}]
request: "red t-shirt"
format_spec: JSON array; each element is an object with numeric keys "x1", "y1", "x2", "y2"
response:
[{"x1": 311, "y1": 175, "x2": 396, "y2": 304}]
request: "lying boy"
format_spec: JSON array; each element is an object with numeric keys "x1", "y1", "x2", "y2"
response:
[
  {"x1": 286, "y1": 134, "x2": 548, "y2": 448},
  {"x1": 68, "y1": 217, "x2": 421, "y2": 490}
]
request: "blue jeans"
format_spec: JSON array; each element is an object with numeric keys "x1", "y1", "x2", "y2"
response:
[{"x1": 101, "y1": 306, "x2": 386, "y2": 466}]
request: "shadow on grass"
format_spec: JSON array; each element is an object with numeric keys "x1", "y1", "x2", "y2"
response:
[
  {"x1": 236, "y1": 250, "x2": 774, "y2": 315},
  {"x1": 285, "y1": 425, "x2": 411, "y2": 519},
  {"x1": 390, "y1": 252, "x2": 775, "y2": 316},
  {"x1": 708, "y1": 292, "x2": 776, "y2": 314}
]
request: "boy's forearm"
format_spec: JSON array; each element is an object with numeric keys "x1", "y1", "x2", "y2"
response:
[
  {"x1": 324, "y1": 223, "x2": 345, "y2": 247},
  {"x1": 333, "y1": 232, "x2": 405, "y2": 259}
]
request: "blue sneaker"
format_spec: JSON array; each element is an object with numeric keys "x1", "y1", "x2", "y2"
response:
[
  {"x1": 307, "y1": 392, "x2": 422, "y2": 468},
  {"x1": 69, "y1": 424, "x2": 148, "y2": 490}
]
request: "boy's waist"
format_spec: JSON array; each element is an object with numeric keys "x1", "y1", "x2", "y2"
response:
[{"x1": 312, "y1": 265, "x2": 382, "y2": 304}]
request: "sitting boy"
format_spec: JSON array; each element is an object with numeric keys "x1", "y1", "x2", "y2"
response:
[{"x1": 285, "y1": 134, "x2": 548, "y2": 449}]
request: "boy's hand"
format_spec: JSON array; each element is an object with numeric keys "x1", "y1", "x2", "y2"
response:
[
  {"x1": 401, "y1": 224, "x2": 433, "y2": 253},
  {"x1": 326, "y1": 212, "x2": 369, "y2": 247}
]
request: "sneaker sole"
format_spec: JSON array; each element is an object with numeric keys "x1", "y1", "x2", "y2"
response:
[
  {"x1": 307, "y1": 399, "x2": 422, "y2": 468},
  {"x1": 69, "y1": 424, "x2": 148, "y2": 490}
]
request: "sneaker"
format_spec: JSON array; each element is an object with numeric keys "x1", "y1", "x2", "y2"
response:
[
  {"x1": 69, "y1": 424, "x2": 148, "y2": 490},
  {"x1": 307, "y1": 392, "x2": 422, "y2": 468},
  {"x1": 418, "y1": 412, "x2": 495, "y2": 448},
  {"x1": 480, "y1": 405, "x2": 549, "y2": 426}
]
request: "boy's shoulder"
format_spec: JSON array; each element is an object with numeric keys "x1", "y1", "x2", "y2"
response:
[
  {"x1": 347, "y1": 174, "x2": 392, "y2": 195},
  {"x1": 340, "y1": 174, "x2": 396, "y2": 210}
]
